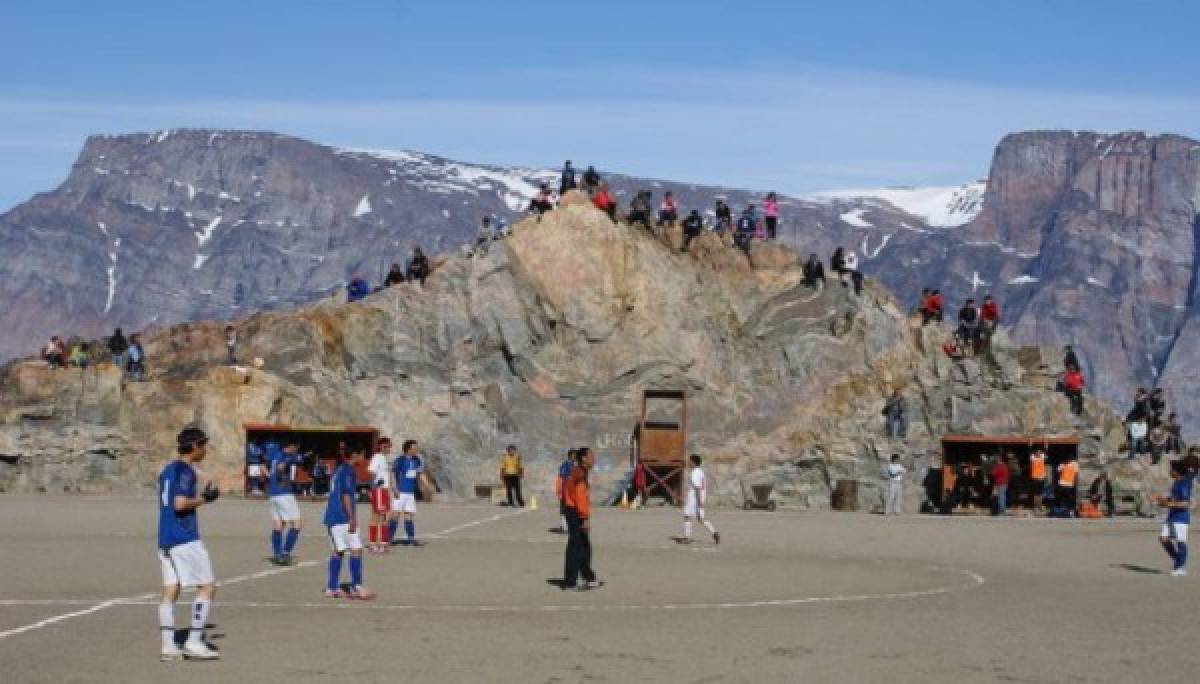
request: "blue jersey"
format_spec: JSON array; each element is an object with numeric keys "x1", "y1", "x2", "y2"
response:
[
  {"x1": 246, "y1": 443, "x2": 264, "y2": 465},
  {"x1": 267, "y1": 452, "x2": 297, "y2": 496},
  {"x1": 157, "y1": 460, "x2": 200, "y2": 549},
  {"x1": 323, "y1": 462, "x2": 357, "y2": 526},
  {"x1": 393, "y1": 455, "x2": 423, "y2": 494},
  {"x1": 1167, "y1": 475, "x2": 1193, "y2": 524}
]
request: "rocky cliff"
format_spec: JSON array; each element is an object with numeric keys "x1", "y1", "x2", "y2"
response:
[{"x1": 0, "y1": 200, "x2": 1161, "y2": 508}]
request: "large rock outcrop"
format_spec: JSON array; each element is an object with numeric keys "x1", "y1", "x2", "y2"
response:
[{"x1": 0, "y1": 202, "x2": 1158, "y2": 507}]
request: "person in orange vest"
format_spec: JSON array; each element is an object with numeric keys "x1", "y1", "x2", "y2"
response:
[
  {"x1": 561, "y1": 447, "x2": 602, "y2": 591},
  {"x1": 1055, "y1": 458, "x2": 1080, "y2": 517},
  {"x1": 1028, "y1": 449, "x2": 1049, "y2": 514}
]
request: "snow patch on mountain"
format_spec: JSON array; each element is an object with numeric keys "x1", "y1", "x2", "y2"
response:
[
  {"x1": 353, "y1": 195, "x2": 372, "y2": 217},
  {"x1": 840, "y1": 208, "x2": 873, "y2": 228},
  {"x1": 808, "y1": 182, "x2": 986, "y2": 227}
]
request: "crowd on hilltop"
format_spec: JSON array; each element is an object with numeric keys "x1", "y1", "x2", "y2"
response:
[
  {"x1": 1124, "y1": 386, "x2": 1185, "y2": 463},
  {"x1": 39, "y1": 328, "x2": 147, "y2": 381}
]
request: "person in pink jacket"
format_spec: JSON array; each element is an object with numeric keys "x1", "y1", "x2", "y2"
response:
[{"x1": 763, "y1": 192, "x2": 780, "y2": 240}]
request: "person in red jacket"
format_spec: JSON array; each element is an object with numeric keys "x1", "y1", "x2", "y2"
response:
[
  {"x1": 1063, "y1": 368, "x2": 1085, "y2": 416},
  {"x1": 592, "y1": 185, "x2": 617, "y2": 223},
  {"x1": 991, "y1": 455, "x2": 1011, "y2": 516},
  {"x1": 561, "y1": 448, "x2": 601, "y2": 591},
  {"x1": 980, "y1": 295, "x2": 1000, "y2": 326}
]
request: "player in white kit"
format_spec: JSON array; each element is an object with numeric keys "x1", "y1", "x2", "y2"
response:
[{"x1": 680, "y1": 453, "x2": 720, "y2": 545}]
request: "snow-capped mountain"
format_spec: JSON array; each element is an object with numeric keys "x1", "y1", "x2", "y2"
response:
[{"x1": 804, "y1": 181, "x2": 987, "y2": 228}]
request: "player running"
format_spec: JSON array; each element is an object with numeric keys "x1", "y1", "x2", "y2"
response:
[
  {"x1": 367, "y1": 437, "x2": 395, "y2": 553},
  {"x1": 1158, "y1": 459, "x2": 1193, "y2": 577},
  {"x1": 323, "y1": 449, "x2": 374, "y2": 599},
  {"x1": 680, "y1": 453, "x2": 720, "y2": 545},
  {"x1": 267, "y1": 441, "x2": 303, "y2": 565},
  {"x1": 156, "y1": 426, "x2": 221, "y2": 661},
  {"x1": 391, "y1": 440, "x2": 424, "y2": 546}
]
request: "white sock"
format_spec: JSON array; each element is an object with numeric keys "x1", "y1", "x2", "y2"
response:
[
  {"x1": 158, "y1": 602, "x2": 175, "y2": 649},
  {"x1": 560, "y1": 515, "x2": 567, "y2": 530},
  {"x1": 187, "y1": 598, "x2": 210, "y2": 645},
  {"x1": 701, "y1": 519, "x2": 717, "y2": 535},
  {"x1": 683, "y1": 519, "x2": 692, "y2": 538}
]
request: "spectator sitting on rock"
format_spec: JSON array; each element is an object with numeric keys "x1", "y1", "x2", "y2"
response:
[
  {"x1": 68, "y1": 341, "x2": 90, "y2": 368},
  {"x1": 681, "y1": 210, "x2": 703, "y2": 252},
  {"x1": 842, "y1": 250, "x2": 862, "y2": 295},
  {"x1": 491, "y1": 214, "x2": 509, "y2": 240},
  {"x1": 1129, "y1": 388, "x2": 1151, "y2": 423},
  {"x1": 657, "y1": 191, "x2": 679, "y2": 227},
  {"x1": 384, "y1": 262, "x2": 406, "y2": 287},
  {"x1": 1127, "y1": 416, "x2": 1149, "y2": 458},
  {"x1": 942, "y1": 337, "x2": 965, "y2": 361},
  {"x1": 734, "y1": 208, "x2": 756, "y2": 255},
  {"x1": 475, "y1": 215, "x2": 493, "y2": 255},
  {"x1": 591, "y1": 184, "x2": 617, "y2": 222},
  {"x1": 1088, "y1": 471, "x2": 1114, "y2": 517},
  {"x1": 127, "y1": 334, "x2": 146, "y2": 381},
  {"x1": 1148, "y1": 424, "x2": 1170, "y2": 465},
  {"x1": 559, "y1": 160, "x2": 576, "y2": 195},
  {"x1": 714, "y1": 199, "x2": 732, "y2": 234},
  {"x1": 956, "y1": 298, "x2": 979, "y2": 351},
  {"x1": 582, "y1": 165, "x2": 601, "y2": 196},
  {"x1": 347, "y1": 274, "x2": 370, "y2": 303},
  {"x1": 1149, "y1": 388, "x2": 1166, "y2": 427},
  {"x1": 529, "y1": 183, "x2": 554, "y2": 218},
  {"x1": 1062, "y1": 365, "x2": 1085, "y2": 416},
  {"x1": 224, "y1": 325, "x2": 237, "y2": 365},
  {"x1": 1063, "y1": 344, "x2": 1080, "y2": 372},
  {"x1": 42, "y1": 335, "x2": 66, "y2": 368},
  {"x1": 802, "y1": 254, "x2": 825, "y2": 289},
  {"x1": 628, "y1": 191, "x2": 653, "y2": 230},
  {"x1": 978, "y1": 295, "x2": 1000, "y2": 350},
  {"x1": 407, "y1": 248, "x2": 430, "y2": 286},
  {"x1": 107, "y1": 328, "x2": 128, "y2": 367}
]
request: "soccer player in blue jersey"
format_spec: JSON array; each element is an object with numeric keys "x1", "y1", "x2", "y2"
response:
[
  {"x1": 391, "y1": 440, "x2": 424, "y2": 546},
  {"x1": 323, "y1": 449, "x2": 374, "y2": 599},
  {"x1": 267, "y1": 441, "x2": 303, "y2": 565},
  {"x1": 157, "y1": 426, "x2": 221, "y2": 661},
  {"x1": 1158, "y1": 459, "x2": 1193, "y2": 577}
]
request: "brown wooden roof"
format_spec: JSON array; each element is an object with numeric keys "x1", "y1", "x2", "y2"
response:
[
  {"x1": 941, "y1": 434, "x2": 1080, "y2": 446},
  {"x1": 243, "y1": 423, "x2": 379, "y2": 434}
]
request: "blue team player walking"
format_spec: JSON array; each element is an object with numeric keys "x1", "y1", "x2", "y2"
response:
[
  {"x1": 267, "y1": 441, "x2": 304, "y2": 566},
  {"x1": 1158, "y1": 459, "x2": 1194, "y2": 577},
  {"x1": 157, "y1": 426, "x2": 221, "y2": 661},
  {"x1": 391, "y1": 440, "x2": 424, "y2": 546},
  {"x1": 323, "y1": 448, "x2": 375, "y2": 600}
]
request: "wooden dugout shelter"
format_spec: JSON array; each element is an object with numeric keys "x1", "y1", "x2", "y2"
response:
[{"x1": 939, "y1": 434, "x2": 1080, "y2": 507}]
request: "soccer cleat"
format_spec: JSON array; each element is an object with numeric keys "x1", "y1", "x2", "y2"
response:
[
  {"x1": 160, "y1": 644, "x2": 185, "y2": 662},
  {"x1": 182, "y1": 641, "x2": 220, "y2": 660},
  {"x1": 324, "y1": 588, "x2": 346, "y2": 599},
  {"x1": 1171, "y1": 568, "x2": 1188, "y2": 577},
  {"x1": 349, "y1": 586, "x2": 376, "y2": 601},
  {"x1": 713, "y1": 532, "x2": 721, "y2": 545}
]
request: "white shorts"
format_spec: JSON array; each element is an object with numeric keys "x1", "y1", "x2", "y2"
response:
[
  {"x1": 327, "y1": 524, "x2": 364, "y2": 553},
  {"x1": 1161, "y1": 521, "x2": 1189, "y2": 541},
  {"x1": 684, "y1": 497, "x2": 705, "y2": 518},
  {"x1": 159, "y1": 540, "x2": 215, "y2": 587},
  {"x1": 269, "y1": 494, "x2": 301, "y2": 522},
  {"x1": 392, "y1": 492, "x2": 417, "y2": 514},
  {"x1": 247, "y1": 464, "x2": 265, "y2": 477}
]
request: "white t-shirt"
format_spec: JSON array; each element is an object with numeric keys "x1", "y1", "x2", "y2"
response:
[
  {"x1": 688, "y1": 468, "x2": 706, "y2": 506},
  {"x1": 886, "y1": 463, "x2": 906, "y2": 482},
  {"x1": 368, "y1": 453, "x2": 392, "y2": 489}
]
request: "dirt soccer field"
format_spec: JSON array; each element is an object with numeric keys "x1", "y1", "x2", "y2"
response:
[{"x1": 0, "y1": 496, "x2": 1197, "y2": 683}]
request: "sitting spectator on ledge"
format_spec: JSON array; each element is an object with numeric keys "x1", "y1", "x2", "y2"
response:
[
  {"x1": 347, "y1": 274, "x2": 370, "y2": 303},
  {"x1": 42, "y1": 335, "x2": 66, "y2": 368}
]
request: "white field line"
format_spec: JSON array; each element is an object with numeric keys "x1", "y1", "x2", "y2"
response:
[{"x1": 0, "y1": 508, "x2": 530, "y2": 641}]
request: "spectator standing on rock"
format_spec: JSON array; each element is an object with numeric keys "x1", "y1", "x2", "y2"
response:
[
  {"x1": 559, "y1": 160, "x2": 576, "y2": 195},
  {"x1": 582, "y1": 166, "x2": 601, "y2": 197},
  {"x1": 842, "y1": 250, "x2": 862, "y2": 295},
  {"x1": 883, "y1": 454, "x2": 906, "y2": 515},
  {"x1": 1149, "y1": 424, "x2": 1170, "y2": 465},
  {"x1": 681, "y1": 210, "x2": 703, "y2": 252},
  {"x1": 1063, "y1": 345, "x2": 1080, "y2": 371},
  {"x1": 42, "y1": 335, "x2": 66, "y2": 368},
  {"x1": 127, "y1": 334, "x2": 147, "y2": 381},
  {"x1": 991, "y1": 455, "x2": 1010, "y2": 516},
  {"x1": 956, "y1": 298, "x2": 979, "y2": 351},
  {"x1": 347, "y1": 274, "x2": 369, "y2": 303},
  {"x1": 1128, "y1": 416, "x2": 1149, "y2": 458},
  {"x1": 628, "y1": 191, "x2": 653, "y2": 230},
  {"x1": 657, "y1": 191, "x2": 679, "y2": 227},
  {"x1": 1166, "y1": 413, "x2": 1185, "y2": 453},
  {"x1": 1150, "y1": 388, "x2": 1167, "y2": 427},
  {"x1": 406, "y1": 248, "x2": 430, "y2": 286},
  {"x1": 979, "y1": 295, "x2": 1000, "y2": 350},
  {"x1": 224, "y1": 325, "x2": 237, "y2": 365},
  {"x1": 883, "y1": 389, "x2": 907, "y2": 438},
  {"x1": 714, "y1": 199, "x2": 732, "y2": 234},
  {"x1": 69, "y1": 341, "x2": 89, "y2": 368},
  {"x1": 529, "y1": 183, "x2": 554, "y2": 218},
  {"x1": 763, "y1": 192, "x2": 779, "y2": 240},
  {"x1": 802, "y1": 254, "x2": 825, "y2": 289},
  {"x1": 108, "y1": 328, "x2": 128, "y2": 368},
  {"x1": 1129, "y1": 388, "x2": 1151, "y2": 423},
  {"x1": 500, "y1": 445, "x2": 525, "y2": 508},
  {"x1": 1063, "y1": 366, "x2": 1085, "y2": 416}
]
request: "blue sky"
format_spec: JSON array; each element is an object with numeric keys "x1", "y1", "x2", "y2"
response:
[{"x1": 2, "y1": 0, "x2": 1199, "y2": 210}]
